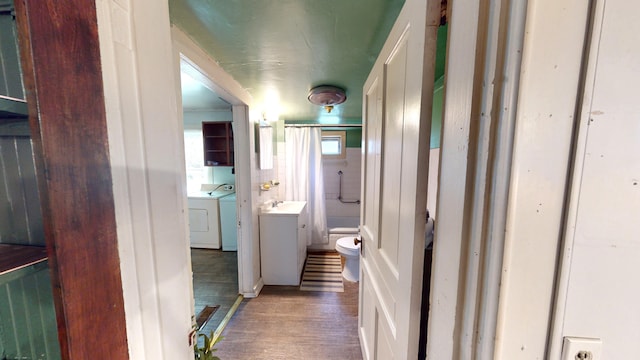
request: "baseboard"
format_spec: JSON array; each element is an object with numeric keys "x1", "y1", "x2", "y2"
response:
[{"x1": 242, "y1": 277, "x2": 264, "y2": 298}]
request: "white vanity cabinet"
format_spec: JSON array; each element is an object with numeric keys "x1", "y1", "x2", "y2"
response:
[{"x1": 259, "y1": 201, "x2": 307, "y2": 285}]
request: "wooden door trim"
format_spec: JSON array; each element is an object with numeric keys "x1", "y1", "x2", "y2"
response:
[{"x1": 14, "y1": 1, "x2": 129, "y2": 358}]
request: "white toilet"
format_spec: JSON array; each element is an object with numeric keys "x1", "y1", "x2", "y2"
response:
[{"x1": 335, "y1": 236, "x2": 361, "y2": 282}]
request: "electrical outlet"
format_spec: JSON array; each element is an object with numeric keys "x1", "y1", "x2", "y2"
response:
[
  {"x1": 561, "y1": 337, "x2": 602, "y2": 360},
  {"x1": 575, "y1": 350, "x2": 592, "y2": 360}
]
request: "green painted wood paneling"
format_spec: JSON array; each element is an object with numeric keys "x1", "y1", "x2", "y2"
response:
[
  {"x1": 0, "y1": 265, "x2": 60, "y2": 360},
  {"x1": 429, "y1": 24, "x2": 447, "y2": 149},
  {"x1": 0, "y1": 5, "x2": 25, "y2": 101},
  {"x1": 345, "y1": 128, "x2": 362, "y2": 148},
  {"x1": 318, "y1": 127, "x2": 362, "y2": 148},
  {"x1": 434, "y1": 23, "x2": 448, "y2": 81},
  {"x1": 431, "y1": 76, "x2": 444, "y2": 149},
  {"x1": 0, "y1": 137, "x2": 44, "y2": 246}
]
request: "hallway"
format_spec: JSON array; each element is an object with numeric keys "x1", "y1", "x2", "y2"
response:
[
  {"x1": 192, "y1": 249, "x2": 239, "y2": 334},
  {"x1": 215, "y1": 279, "x2": 361, "y2": 359}
]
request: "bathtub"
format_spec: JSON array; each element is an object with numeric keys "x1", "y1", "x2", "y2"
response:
[
  {"x1": 326, "y1": 216, "x2": 359, "y2": 250},
  {"x1": 306, "y1": 216, "x2": 360, "y2": 251}
]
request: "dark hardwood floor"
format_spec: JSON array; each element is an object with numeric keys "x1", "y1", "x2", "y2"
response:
[
  {"x1": 215, "y1": 279, "x2": 362, "y2": 359},
  {"x1": 191, "y1": 248, "x2": 239, "y2": 334}
]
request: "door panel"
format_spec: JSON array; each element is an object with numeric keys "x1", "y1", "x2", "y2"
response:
[
  {"x1": 379, "y1": 30, "x2": 408, "y2": 267},
  {"x1": 359, "y1": 0, "x2": 437, "y2": 358},
  {"x1": 376, "y1": 318, "x2": 394, "y2": 360},
  {"x1": 359, "y1": 268, "x2": 375, "y2": 358},
  {"x1": 362, "y1": 77, "x2": 382, "y2": 242}
]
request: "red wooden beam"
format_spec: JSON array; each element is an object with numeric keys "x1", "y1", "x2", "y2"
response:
[{"x1": 13, "y1": 0, "x2": 129, "y2": 358}]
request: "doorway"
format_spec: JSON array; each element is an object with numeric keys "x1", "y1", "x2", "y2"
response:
[
  {"x1": 179, "y1": 58, "x2": 241, "y2": 334},
  {"x1": 180, "y1": 59, "x2": 239, "y2": 334}
]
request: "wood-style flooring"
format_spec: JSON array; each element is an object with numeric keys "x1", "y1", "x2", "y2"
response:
[
  {"x1": 191, "y1": 248, "x2": 239, "y2": 334},
  {"x1": 215, "y1": 276, "x2": 362, "y2": 359}
]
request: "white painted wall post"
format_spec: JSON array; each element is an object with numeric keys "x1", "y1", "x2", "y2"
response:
[{"x1": 97, "y1": 0, "x2": 194, "y2": 358}]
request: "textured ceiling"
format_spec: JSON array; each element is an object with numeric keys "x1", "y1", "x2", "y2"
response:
[{"x1": 169, "y1": 0, "x2": 405, "y2": 122}]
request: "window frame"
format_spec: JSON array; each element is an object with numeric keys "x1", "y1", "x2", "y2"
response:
[{"x1": 321, "y1": 130, "x2": 347, "y2": 159}]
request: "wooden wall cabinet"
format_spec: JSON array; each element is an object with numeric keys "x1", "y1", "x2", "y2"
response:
[{"x1": 203, "y1": 121, "x2": 234, "y2": 166}]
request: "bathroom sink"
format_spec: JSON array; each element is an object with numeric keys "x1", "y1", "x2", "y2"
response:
[{"x1": 261, "y1": 201, "x2": 307, "y2": 215}]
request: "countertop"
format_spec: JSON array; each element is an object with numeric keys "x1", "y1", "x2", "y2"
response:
[{"x1": 259, "y1": 201, "x2": 307, "y2": 216}]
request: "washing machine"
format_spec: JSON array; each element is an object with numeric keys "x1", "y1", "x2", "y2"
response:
[{"x1": 218, "y1": 193, "x2": 237, "y2": 251}]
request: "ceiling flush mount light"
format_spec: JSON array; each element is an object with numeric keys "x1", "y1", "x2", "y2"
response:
[{"x1": 308, "y1": 85, "x2": 347, "y2": 113}]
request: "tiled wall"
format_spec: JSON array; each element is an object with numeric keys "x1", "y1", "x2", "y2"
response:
[{"x1": 323, "y1": 148, "x2": 361, "y2": 223}]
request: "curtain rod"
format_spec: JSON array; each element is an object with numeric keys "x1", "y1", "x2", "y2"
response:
[{"x1": 284, "y1": 123, "x2": 362, "y2": 128}]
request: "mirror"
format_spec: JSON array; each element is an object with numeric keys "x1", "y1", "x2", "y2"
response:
[{"x1": 257, "y1": 122, "x2": 273, "y2": 169}]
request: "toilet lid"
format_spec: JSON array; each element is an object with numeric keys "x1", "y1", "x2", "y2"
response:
[{"x1": 337, "y1": 236, "x2": 360, "y2": 250}]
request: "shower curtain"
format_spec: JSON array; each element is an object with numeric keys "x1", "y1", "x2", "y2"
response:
[{"x1": 285, "y1": 127, "x2": 327, "y2": 245}]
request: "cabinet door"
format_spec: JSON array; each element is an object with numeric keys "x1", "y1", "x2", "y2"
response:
[{"x1": 297, "y1": 216, "x2": 307, "y2": 278}]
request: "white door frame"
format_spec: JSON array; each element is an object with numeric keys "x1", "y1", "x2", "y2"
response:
[
  {"x1": 428, "y1": 0, "x2": 593, "y2": 358},
  {"x1": 171, "y1": 26, "x2": 258, "y2": 297}
]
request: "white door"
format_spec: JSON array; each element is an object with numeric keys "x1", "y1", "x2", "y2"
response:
[{"x1": 359, "y1": 0, "x2": 438, "y2": 358}]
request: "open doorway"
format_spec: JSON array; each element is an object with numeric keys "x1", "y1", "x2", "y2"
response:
[{"x1": 179, "y1": 58, "x2": 240, "y2": 334}]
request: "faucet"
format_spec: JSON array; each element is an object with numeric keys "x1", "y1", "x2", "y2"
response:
[{"x1": 272, "y1": 200, "x2": 283, "y2": 208}]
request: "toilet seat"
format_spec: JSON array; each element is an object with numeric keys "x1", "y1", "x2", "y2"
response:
[{"x1": 336, "y1": 236, "x2": 360, "y2": 257}]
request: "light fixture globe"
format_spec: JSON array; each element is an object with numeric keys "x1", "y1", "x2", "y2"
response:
[{"x1": 308, "y1": 85, "x2": 347, "y2": 113}]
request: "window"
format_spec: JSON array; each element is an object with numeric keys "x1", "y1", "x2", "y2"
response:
[
  {"x1": 321, "y1": 131, "x2": 346, "y2": 159},
  {"x1": 184, "y1": 129, "x2": 210, "y2": 192}
]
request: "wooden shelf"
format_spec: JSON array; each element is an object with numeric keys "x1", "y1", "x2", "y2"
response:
[
  {"x1": 203, "y1": 121, "x2": 234, "y2": 166},
  {"x1": 0, "y1": 244, "x2": 47, "y2": 277},
  {"x1": 0, "y1": 95, "x2": 28, "y2": 119}
]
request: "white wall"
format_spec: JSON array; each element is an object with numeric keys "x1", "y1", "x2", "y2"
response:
[
  {"x1": 494, "y1": 0, "x2": 591, "y2": 358},
  {"x1": 426, "y1": 148, "x2": 439, "y2": 219},
  {"x1": 183, "y1": 110, "x2": 232, "y2": 129},
  {"x1": 552, "y1": 1, "x2": 640, "y2": 358}
]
